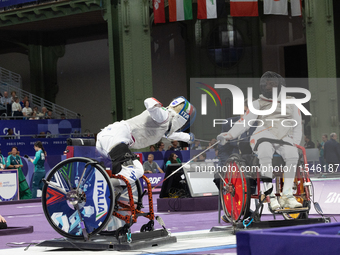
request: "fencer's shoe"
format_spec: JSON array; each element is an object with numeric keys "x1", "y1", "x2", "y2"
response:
[
  {"x1": 279, "y1": 195, "x2": 303, "y2": 208},
  {"x1": 269, "y1": 196, "x2": 280, "y2": 211},
  {"x1": 221, "y1": 215, "x2": 229, "y2": 223}
]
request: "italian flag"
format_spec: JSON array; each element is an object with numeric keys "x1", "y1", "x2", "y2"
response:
[
  {"x1": 197, "y1": 0, "x2": 217, "y2": 19},
  {"x1": 169, "y1": 0, "x2": 193, "y2": 22},
  {"x1": 230, "y1": 0, "x2": 258, "y2": 17}
]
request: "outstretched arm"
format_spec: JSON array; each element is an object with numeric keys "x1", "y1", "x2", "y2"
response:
[
  {"x1": 166, "y1": 132, "x2": 190, "y2": 143},
  {"x1": 144, "y1": 98, "x2": 169, "y2": 123}
]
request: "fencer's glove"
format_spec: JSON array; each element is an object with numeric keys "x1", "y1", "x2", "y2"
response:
[
  {"x1": 217, "y1": 132, "x2": 233, "y2": 146},
  {"x1": 188, "y1": 133, "x2": 195, "y2": 144}
]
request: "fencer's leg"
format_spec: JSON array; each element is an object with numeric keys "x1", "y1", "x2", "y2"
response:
[
  {"x1": 110, "y1": 178, "x2": 124, "y2": 197},
  {"x1": 278, "y1": 145, "x2": 302, "y2": 208},
  {"x1": 104, "y1": 161, "x2": 143, "y2": 232},
  {"x1": 281, "y1": 159, "x2": 298, "y2": 196},
  {"x1": 257, "y1": 142, "x2": 280, "y2": 210},
  {"x1": 117, "y1": 159, "x2": 144, "y2": 185},
  {"x1": 257, "y1": 142, "x2": 275, "y2": 194},
  {"x1": 260, "y1": 159, "x2": 280, "y2": 211},
  {"x1": 107, "y1": 143, "x2": 142, "y2": 185}
]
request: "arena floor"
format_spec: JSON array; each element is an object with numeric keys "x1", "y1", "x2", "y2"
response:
[
  {"x1": 1, "y1": 176, "x2": 339, "y2": 255},
  {"x1": 0, "y1": 191, "x2": 239, "y2": 254}
]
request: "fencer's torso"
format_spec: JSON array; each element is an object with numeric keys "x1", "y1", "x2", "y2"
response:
[
  {"x1": 98, "y1": 98, "x2": 190, "y2": 151},
  {"x1": 257, "y1": 97, "x2": 294, "y2": 139},
  {"x1": 124, "y1": 110, "x2": 170, "y2": 149},
  {"x1": 228, "y1": 96, "x2": 302, "y2": 144}
]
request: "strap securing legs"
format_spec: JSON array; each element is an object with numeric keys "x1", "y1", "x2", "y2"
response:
[{"x1": 108, "y1": 143, "x2": 138, "y2": 174}]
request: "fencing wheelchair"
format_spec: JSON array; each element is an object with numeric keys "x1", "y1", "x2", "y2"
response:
[
  {"x1": 219, "y1": 138, "x2": 315, "y2": 229},
  {"x1": 41, "y1": 139, "x2": 158, "y2": 242}
]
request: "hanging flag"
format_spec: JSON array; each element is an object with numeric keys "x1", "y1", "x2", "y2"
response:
[
  {"x1": 263, "y1": 0, "x2": 288, "y2": 15},
  {"x1": 217, "y1": 0, "x2": 228, "y2": 18},
  {"x1": 291, "y1": 0, "x2": 302, "y2": 17},
  {"x1": 197, "y1": 0, "x2": 217, "y2": 19},
  {"x1": 169, "y1": 0, "x2": 193, "y2": 22},
  {"x1": 230, "y1": 0, "x2": 258, "y2": 17},
  {"x1": 153, "y1": 0, "x2": 165, "y2": 23}
]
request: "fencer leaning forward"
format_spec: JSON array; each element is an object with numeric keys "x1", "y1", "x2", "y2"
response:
[
  {"x1": 217, "y1": 71, "x2": 303, "y2": 210},
  {"x1": 96, "y1": 97, "x2": 196, "y2": 193}
]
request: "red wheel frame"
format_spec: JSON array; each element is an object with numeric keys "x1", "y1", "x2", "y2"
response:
[{"x1": 220, "y1": 154, "x2": 250, "y2": 223}]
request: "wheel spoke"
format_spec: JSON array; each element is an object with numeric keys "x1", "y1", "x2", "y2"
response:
[
  {"x1": 76, "y1": 166, "x2": 88, "y2": 193},
  {"x1": 74, "y1": 203, "x2": 89, "y2": 240},
  {"x1": 45, "y1": 180, "x2": 68, "y2": 195}
]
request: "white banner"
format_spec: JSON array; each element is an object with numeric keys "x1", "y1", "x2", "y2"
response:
[{"x1": 0, "y1": 169, "x2": 19, "y2": 201}]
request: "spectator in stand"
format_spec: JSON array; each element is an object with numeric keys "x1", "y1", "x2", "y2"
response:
[
  {"x1": 45, "y1": 110, "x2": 53, "y2": 119},
  {"x1": 20, "y1": 96, "x2": 30, "y2": 108},
  {"x1": 143, "y1": 154, "x2": 164, "y2": 174},
  {"x1": 317, "y1": 134, "x2": 328, "y2": 168},
  {"x1": 6, "y1": 146, "x2": 32, "y2": 200},
  {"x1": 38, "y1": 132, "x2": 46, "y2": 138},
  {"x1": 168, "y1": 140, "x2": 182, "y2": 151},
  {"x1": 191, "y1": 140, "x2": 202, "y2": 150},
  {"x1": 29, "y1": 111, "x2": 39, "y2": 120},
  {"x1": 165, "y1": 153, "x2": 182, "y2": 168},
  {"x1": 149, "y1": 145, "x2": 156, "y2": 152},
  {"x1": 214, "y1": 148, "x2": 219, "y2": 159},
  {"x1": 5, "y1": 128, "x2": 15, "y2": 139},
  {"x1": 0, "y1": 149, "x2": 5, "y2": 169},
  {"x1": 10, "y1": 91, "x2": 17, "y2": 102},
  {"x1": 22, "y1": 101, "x2": 33, "y2": 119},
  {"x1": 209, "y1": 138, "x2": 218, "y2": 149},
  {"x1": 324, "y1": 133, "x2": 340, "y2": 172},
  {"x1": 31, "y1": 106, "x2": 40, "y2": 119},
  {"x1": 304, "y1": 135, "x2": 315, "y2": 149},
  {"x1": 197, "y1": 152, "x2": 207, "y2": 162},
  {"x1": 0, "y1": 91, "x2": 12, "y2": 116},
  {"x1": 157, "y1": 141, "x2": 165, "y2": 151},
  {"x1": 60, "y1": 113, "x2": 66, "y2": 119},
  {"x1": 12, "y1": 97, "x2": 23, "y2": 118},
  {"x1": 37, "y1": 107, "x2": 48, "y2": 119}
]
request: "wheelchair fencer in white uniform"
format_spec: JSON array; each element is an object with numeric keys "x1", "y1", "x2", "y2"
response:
[
  {"x1": 96, "y1": 97, "x2": 196, "y2": 189},
  {"x1": 96, "y1": 97, "x2": 196, "y2": 230},
  {"x1": 217, "y1": 71, "x2": 303, "y2": 210}
]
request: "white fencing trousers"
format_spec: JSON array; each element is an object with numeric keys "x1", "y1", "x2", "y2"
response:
[
  {"x1": 96, "y1": 122, "x2": 143, "y2": 185},
  {"x1": 251, "y1": 130, "x2": 299, "y2": 196},
  {"x1": 117, "y1": 160, "x2": 144, "y2": 185},
  {"x1": 96, "y1": 122, "x2": 132, "y2": 153}
]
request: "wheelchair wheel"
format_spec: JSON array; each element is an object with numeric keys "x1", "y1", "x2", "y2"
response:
[
  {"x1": 42, "y1": 157, "x2": 114, "y2": 239},
  {"x1": 282, "y1": 164, "x2": 312, "y2": 220},
  {"x1": 220, "y1": 154, "x2": 251, "y2": 223},
  {"x1": 104, "y1": 179, "x2": 143, "y2": 231}
]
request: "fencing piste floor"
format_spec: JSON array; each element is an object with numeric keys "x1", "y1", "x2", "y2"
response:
[{"x1": 1, "y1": 190, "x2": 338, "y2": 255}]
